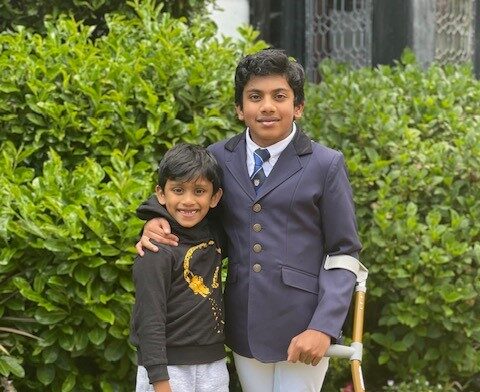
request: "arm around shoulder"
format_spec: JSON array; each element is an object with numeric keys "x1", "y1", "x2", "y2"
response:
[{"x1": 135, "y1": 196, "x2": 178, "y2": 252}]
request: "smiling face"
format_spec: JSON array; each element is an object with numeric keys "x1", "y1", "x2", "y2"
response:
[
  {"x1": 156, "y1": 177, "x2": 222, "y2": 228},
  {"x1": 236, "y1": 74, "x2": 304, "y2": 147}
]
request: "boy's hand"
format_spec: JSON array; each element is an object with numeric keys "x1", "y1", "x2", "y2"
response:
[
  {"x1": 135, "y1": 218, "x2": 179, "y2": 256},
  {"x1": 153, "y1": 380, "x2": 172, "y2": 392},
  {"x1": 286, "y1": 329, "x2": 331, "y2": 366}
]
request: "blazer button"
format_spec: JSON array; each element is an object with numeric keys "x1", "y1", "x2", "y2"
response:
[
  {"x1": 252, "y1": 203, "x2": 262, "y2": 212},
  {"x1": 253, "y1": 243, "x2": 262, "y2": 253},
  {"x1": 252, "y1": 263, "x2": 262, "y2": 272},
  {"x1": 252, "y1": 223, "x2": 262, "y2": 232}
]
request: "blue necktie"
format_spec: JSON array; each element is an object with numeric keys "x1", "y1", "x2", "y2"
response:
[{"x1": 251, "y1": 148, "x2": 270, "y2": 193}]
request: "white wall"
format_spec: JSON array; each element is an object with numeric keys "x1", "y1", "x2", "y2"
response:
[{"x1": 209, "y1": 0, "x2": 250, "y2": 40}]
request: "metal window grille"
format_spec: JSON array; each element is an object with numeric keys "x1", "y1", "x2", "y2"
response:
[
  {"x1": 435, "y1": 0, "x2": 475, "y2": 64},
  {"x1": 305, "y1": 0, "x2": 373, "y2": 81}
]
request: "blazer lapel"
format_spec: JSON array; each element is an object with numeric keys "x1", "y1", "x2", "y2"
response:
[
  {"x1": 224, "y1": 132, "x2": 256, "y2": 200},
  {"x1": 257, "y1": 129, "x2": 313, "y2": 199},
  {"x1": 223, "y1": 128, "x2": 313, "y2": 200},
  {"x1": 256, "y1": 142, "x2": 301, "y2": 198}
]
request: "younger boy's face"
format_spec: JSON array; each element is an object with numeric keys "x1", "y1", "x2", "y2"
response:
[
  {"x1": 236, "y1": 74, "x2": 304, "y2": 147},
  {"x1": 156, "y1": 177, "x2": 222, "y2": 228}
]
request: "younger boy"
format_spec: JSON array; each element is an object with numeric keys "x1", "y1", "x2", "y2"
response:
[
  {"x1": 137, "y1": 49, "x2": 362, "y2": 391},
  {"x1": 130, "y1": 143, "x2": 228, "y2": 392}
]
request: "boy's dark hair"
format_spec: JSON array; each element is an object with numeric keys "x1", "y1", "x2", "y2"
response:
[
  {"x1": 157, "y1": 143, "x2": 222, "y2": 193},
  {"x1": 234, "y1": 48, "x2": 305, "y2": 108}
]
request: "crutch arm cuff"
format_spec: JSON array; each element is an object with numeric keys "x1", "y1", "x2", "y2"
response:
[{"x1": 324, "y1": 255, "x2": 368, "y2": 284}]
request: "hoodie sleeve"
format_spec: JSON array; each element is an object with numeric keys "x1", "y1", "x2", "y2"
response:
[{"x1": 131, "y1": 248, "x2": 173, "y2": 383}]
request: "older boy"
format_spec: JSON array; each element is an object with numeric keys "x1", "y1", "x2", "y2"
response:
[
  {"x1": 131, "y1": 143, "x2": 228, "y2": 392},
  {"x1": 137, "y1": 49, "x2": 362, "y2": 391}
]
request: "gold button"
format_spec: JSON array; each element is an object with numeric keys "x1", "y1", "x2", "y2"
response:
[
  {"x1": 253, "y1": 223, "x2": 262, "y2": 232},
  {"x1": 252, "y1": 203, "x2": 262, "y2": 212},
  {"x1": 253, "y1": 244, "x2": 262, "y2": 253},
  {"x1": 253, "y1": 264, "x2": 262, "y2": 272}
]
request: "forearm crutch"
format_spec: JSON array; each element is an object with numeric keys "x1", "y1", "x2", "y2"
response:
[{"x1": 324, "y1": 256, "x2": 368, "y2": 392}]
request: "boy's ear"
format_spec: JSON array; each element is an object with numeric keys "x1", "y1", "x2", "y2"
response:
[
  {"x1": 155, "y1": 185, "x2": 166, "y2": 205},
  {"x1": 209, "y1": 188, "x2": 223, "y2": 208},
  {"x1": 293, "y1": 102, "x2": 305, "y2": 120},
  {"x1": 235, "y1": 105, "x2": 244, "y2": 121}
]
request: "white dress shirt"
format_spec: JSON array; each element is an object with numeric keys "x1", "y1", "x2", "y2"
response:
[{"x1": 246, "y1": 123, "x2": 297, "y2": 177}]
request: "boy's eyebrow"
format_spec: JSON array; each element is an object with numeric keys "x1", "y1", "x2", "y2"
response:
[
  {"x1": 169, "y1": 177, "x2": 209, "y2": 185},
  {"x1": 245, "y1": 87, "x2": 290, "y2": 93}
]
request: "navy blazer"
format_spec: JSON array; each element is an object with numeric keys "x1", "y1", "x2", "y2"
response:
[{"x1": 208, "y1": 128, "x2": 362, "y2": 362}]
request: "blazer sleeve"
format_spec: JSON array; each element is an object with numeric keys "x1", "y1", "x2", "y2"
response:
[
  {"x1": 308, "y1": 153, "x2": 362, "y2": 339},
  {"x1": 132, "y1": 247, "x2": 173, "y2": 383}
]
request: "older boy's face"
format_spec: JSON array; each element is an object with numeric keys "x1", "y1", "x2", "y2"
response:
[
  {"x1": 156, "y1": 177, "x2": 222, "y2": 228},
  {"x1": 236, "y1": 74, "x2": 304, "y2": 147}
]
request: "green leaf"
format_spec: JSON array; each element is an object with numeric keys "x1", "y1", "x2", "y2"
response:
[
  {"x1": 370, "y1": 333, "x2": 391, "y2": 347},
  {"x1": 402, "y1": 332, "x2": 416, "y2": 349},
  {"x1": 83, "y1": 257, "x2": 107, "y2": 268},
  {"x1": 88, "y1": 328, "x2": 107, "y2": 345},
  {"x1": 43, "y1": 239, "x2": 69, "y2": 253},
  {"x1": 391, "y1": 341, "x2": 407, "y2": 352},
  {"x1": 42, "y1": 347, "x2": 59, "y2": 364},
  {"x1": 99, "y1": 264, "x2": 119, "y2": 282},
  {"x1": 90, "y1": 305, "x2": 115, "y2": 324},
  {"x1": 104, "y1": 339, "x2": 126, "y2": 361},
  {"x1": 13, "y1": 277, "x2": 62, "y2": 312},
  {"x1": 26, "y1": 113, "x2": 46, "y2": 126},
  {"x1": 100, "y1": 381, "x2": 115, "y2": 392},
  {"x1": 37, "y1": 365, "x2": 55, "y2": 385},
  {"x1": 99, "y1": 245, "x2": 121, "y2": 256},
  {"x1": 119, "y1": 275, "x2": 134, "y2": 292},
  {"x1": 62, "y1": 374, "x2": 76, "y2": 392},
  {"x1": 0, "y1": 84, "x2": 19, "y2": 93},
  {"x1": 1, "y1": 356, "x2": 24, "y2": 378},
  {"x1": 58, "y1": 334, "x2": 75, "y2": 351},
  {"x1": 35, "y1": 308, "x2": 68, "y2": 324},
  {"x1": 425, "y1": 347, "x2": 440, "y2": 361},
  {"x1": 396, "y1": 312, "x2": 419, "y2": 328},
  {"x1": 0, "y1": 357, "x2": 10, "y2": 377},
  {"x1": 439, "y1": 287, "x2": 464, "y2": 303},
  {"x1": 74, "y1": 265, "x2": 92, "y2": 286},
  {"x1": 74, "y1": 331, "x2": 89, "y2": 351},
  {"x1": 378, "y1": 352, "x2": 390, "y2": 365}
]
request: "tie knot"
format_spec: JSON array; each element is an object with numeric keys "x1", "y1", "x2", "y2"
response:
[{"x1": 254, "y1": 148, "x2": 270, "y2": 163}]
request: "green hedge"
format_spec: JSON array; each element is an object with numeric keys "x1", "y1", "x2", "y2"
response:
[
  {"x1": 0, "y1": 1, "x2": 264, "y2": 390},
  {"x1": 1, "y1": 0, "x2": 263, "y2": 174},
  {"x1": 302, "y1": 52, "x2": 480, "y2": 390},
  {"x1": 0, "y1": 0, "x2": 215, "y2": 34},
  {"x1": 0, "y1": 143, "x2": 149, "y2": 390}
]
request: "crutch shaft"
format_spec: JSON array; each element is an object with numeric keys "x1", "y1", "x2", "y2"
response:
[
  {"x1": 351, "y1": 288, "x2": 366, "y2": 391},
  {"x1": 352, "y1": 360, "x2": 366, "y2": 392},
  {"x1": 352, "y1": 290, "x2": 365, "y2": 342}
]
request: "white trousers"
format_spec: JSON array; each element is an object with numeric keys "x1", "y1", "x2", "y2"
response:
[
  {"x1": 135, "y1": 358, "x2": 229, "y2": 392},
  {"x1": 233, "y1": 352, "x2": 329, "y2": 392}
]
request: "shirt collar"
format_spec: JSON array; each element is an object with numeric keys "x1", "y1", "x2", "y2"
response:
[{"x1": 246, "y1": 122, "x2": 297, "y2": 160}]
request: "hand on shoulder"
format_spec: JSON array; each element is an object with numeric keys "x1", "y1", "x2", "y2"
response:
[{"x1": 135, "y1": 218, "x2": 179, "y2": 256}]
